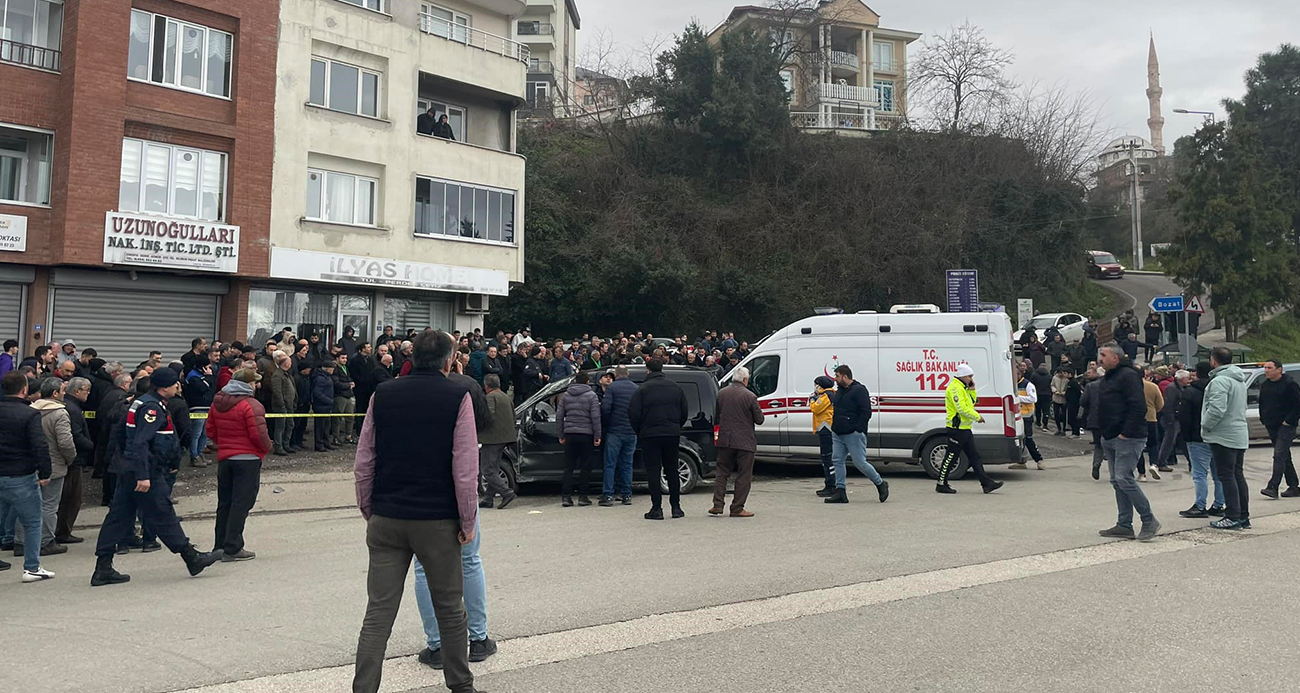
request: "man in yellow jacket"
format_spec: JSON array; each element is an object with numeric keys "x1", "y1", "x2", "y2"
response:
[
  {"x1": 810, "y1": 376, "x2": 836, "y2": 497},
  {"x1": 936, "y1": 364, "x2": 1005, "y2": 495}
]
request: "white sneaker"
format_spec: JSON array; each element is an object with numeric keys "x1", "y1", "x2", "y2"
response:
[{"x1": 22, "y1": 567, "x2": 54, "y2": 583}]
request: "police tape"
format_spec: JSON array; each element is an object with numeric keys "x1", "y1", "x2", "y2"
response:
[{"x1": 82, "y1": 411, "x2": 364, "y2": 420}]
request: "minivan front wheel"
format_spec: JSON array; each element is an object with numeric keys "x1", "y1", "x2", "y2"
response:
[
  {"x1": 660, "y1": 453, "x2": 700, "y2": 494},
  {"x1": 919, "y1": 437, "x2": 968, "y2": 481}
]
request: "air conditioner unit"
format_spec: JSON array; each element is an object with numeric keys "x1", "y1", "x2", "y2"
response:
[{"x1": 461, "y1": 294, "x2": 490, "y2": 314}]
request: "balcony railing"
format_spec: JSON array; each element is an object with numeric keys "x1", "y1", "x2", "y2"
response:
[
  {"x1": 790, "y1": 111, "x2": 904, "y2": 132},
  {"x1": 829, "y1": 50, "x2": 859, "y2": 70},
  {"x1": 0, "y1": 38, "x2": 61, "y2": 72},
  {"x1": 420, "y1": 12, "x2": 530, "y2": 65},
  {"x1": 815, "y1": 81, "x2": 878, "y2": 106},
  {"x1": 528, "y1": 60, "x2": 554, "y2": 74},
  {"x1": 517, "y1": 22, "x2": 554, "y2": 35}
]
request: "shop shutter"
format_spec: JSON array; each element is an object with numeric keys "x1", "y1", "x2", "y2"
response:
[
  {"x1": 384, "y1": 299, "x2": 453, "y2": 334},
  {"x1": 0, "y1": 284, "x2": 21, "y2": 344},
  {"x1": 51, "y1": 288, "x2": 218, "y2": 365}
]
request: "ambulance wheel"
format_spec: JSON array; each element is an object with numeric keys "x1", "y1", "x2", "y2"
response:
[{"x1": 920, "y1": 437, "x2": 968, "y2": 480}]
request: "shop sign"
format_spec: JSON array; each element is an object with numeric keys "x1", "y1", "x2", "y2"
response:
[
  {"x1": 270, "y1": 247, "x2": 509, "y2": 296},
  {"x1": 103, "y1": 212, "x2": 240, "y2": 274},
  {"x1": 0, "y1": 213, "x2": 27, "y2": 252}
]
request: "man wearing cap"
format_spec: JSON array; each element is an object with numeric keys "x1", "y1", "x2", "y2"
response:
[
  {"x1": 205, "y1": 368, "x2": 271, "y2": 561},
  {"x1": 936, "y1": 363, "x2": 1005, "y2": 494},
  {"x1": 90, "y1": 367, "x2": 223, "y2": 586}
]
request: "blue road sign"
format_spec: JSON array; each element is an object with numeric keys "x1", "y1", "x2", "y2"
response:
[
  {"x1": 1149, "y1": 295, "x2": 1184, "y2": 313},
  {"x1": 946, "y1": 269, "x2": 980, "y2": 313}
]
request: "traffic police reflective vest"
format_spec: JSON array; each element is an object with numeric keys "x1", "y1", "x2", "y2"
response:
[{"x1": 944, "y1": 378, "x2": 981, "y2": 430}]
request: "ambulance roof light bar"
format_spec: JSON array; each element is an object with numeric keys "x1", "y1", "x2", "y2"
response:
[
  {"x1": 812, "y1": 307, "x2": 844, "y2": 315},
  {"x1": 890, "y1": 304, "x2": 942, "y2": 314}
]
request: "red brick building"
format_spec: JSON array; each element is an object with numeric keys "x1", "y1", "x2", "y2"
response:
[{"x1": 0, "y1": 0, "x2": 277, "y2": 363}]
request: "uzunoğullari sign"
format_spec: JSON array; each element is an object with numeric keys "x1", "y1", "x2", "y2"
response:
[{"x1": 103, "y1": 211, "x2": 240, "y2": 274}]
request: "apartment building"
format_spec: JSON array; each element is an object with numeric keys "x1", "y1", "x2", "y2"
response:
[
  {"x1": 515, "y1": 0, "x2": 579, "y2": 116},
  {"x1": 0, "y1": 0, "x2": 279, "y2": 361},
  {"x1": 710, "y1": 0, "x2": 919, "y2": 133},
  {"x1": 264, "y1": 0, "x2": 528, "y2": 347}
]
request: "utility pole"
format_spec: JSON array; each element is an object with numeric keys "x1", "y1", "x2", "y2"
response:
[{"x1": 1118, "y1": 140, "x2": 1145, "y2": 270}]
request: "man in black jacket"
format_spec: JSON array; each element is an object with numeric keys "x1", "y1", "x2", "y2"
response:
[
  {"x1": 56, "y1": 377, "x2": 95, "y2": 544},
  {"x1": 0, "y1": 372, "x2": 53, "y2": 578},
  {"x1": 1097, "y1": 345, "x2": 1160, "y2": 541},
  {"x1": 824, "y1": 365, "x2": 888, "y2": 505},
  {"x1": 1259, "y1": 359, "x2": 1300, "y2": 499},
  {"x1": 627, "y1": 358, "x2": 688, "y2": 520},
  {"x1": 94, "y1": 373, "x2": 132, "y2": 505},
  {"x1": 351, "y1": 342, "x2": 375, "y2": 438}
]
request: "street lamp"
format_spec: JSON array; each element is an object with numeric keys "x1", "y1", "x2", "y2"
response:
[
  {"x1": 1116, "y1": 139, "x2": 1145, "y2": 270},
  {"x1": 1173, "y1": 108, "x2": 1216, "y2": 123}
]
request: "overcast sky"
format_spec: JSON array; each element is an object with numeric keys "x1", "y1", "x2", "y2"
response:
[{"x1": 574, "y1": 0, "x2": 1298, "y2": 145}]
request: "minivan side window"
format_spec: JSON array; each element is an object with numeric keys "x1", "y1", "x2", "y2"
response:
[{"x1": 748, "y1": 355, "x2": 780, "y2": 398}]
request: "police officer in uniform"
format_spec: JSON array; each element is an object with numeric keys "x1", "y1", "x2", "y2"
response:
[
  {"x1": 91, "y1": 368, "x2": 222, "y2": 586},
  {"x1": 936, "y1": 364, "x2": 1005, "y2": 495}
]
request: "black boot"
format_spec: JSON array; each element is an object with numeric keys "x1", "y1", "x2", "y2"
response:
[
  {"x1": 816, "y1": 484, "x2": 836, "y2": 497},
  {"x1": 561, "y1": 496, "x2": 574, "y2": 507},
  {"x1": 91, "y1": 556, "x2": 131, "y2": 587},
  {"x1": 935, "y1": 483, "x2": 957, "y2": 494},
  {"x1": 982, "y1": 479, "x2": 1004, "y2": 494},
  {"x1": 823, "y1": 488, "x2": 848, "y2": 504},
  {"x1": 577, "y1": 495, "x2": 593, "y2": 507},
  {"x1": 181, "y1": 545, "x2": 222, "y2": 577}
]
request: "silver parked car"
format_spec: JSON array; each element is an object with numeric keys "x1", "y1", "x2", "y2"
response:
[{"x1": 1244, "y1": 363, "x2": 1300, "y2": 441}]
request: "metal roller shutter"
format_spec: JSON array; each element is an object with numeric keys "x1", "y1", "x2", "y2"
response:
[
  {"x1": 51, "y1": 288, "x2": 218, "y2": 365},
  {"x1": 0, "y1": 284, "x2": 21, "y2": 344}
]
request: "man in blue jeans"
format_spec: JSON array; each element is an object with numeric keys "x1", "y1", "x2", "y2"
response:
[
  {"x1": 599, "y1": 366, "x2": 639, "y2": 506},
  {"x1": 1178, "y1": 362, "x2": 1226, "y2": 518},
  {"x1": 1096, "y1": 345, "x2": 1161, "y2": 542},
  {"x1": 823, "y1": 365, "x2": 889, "y2": 504},
  {"x1": 0, "y1": 371, "x2": 55, "y2": 581},
  {"x1": 414, "y1": 518, "x2": 495, "y2": 668}
]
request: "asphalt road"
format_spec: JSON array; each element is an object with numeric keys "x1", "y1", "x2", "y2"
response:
[
  {"x1": 4, "y1": 443, "x2": 1297, "y2": 693},
  {"x1": 1093, "y1": 273, "x2": 1216, "y2": 327}
]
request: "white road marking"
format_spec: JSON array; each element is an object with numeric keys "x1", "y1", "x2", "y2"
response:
[{"x1": 170, "y1": 513, "x2": 1300, "y2": 693}]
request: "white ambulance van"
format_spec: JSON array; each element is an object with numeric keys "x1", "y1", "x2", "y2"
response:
[{"x1": 723, "y1": 310, "x2": 1024, "y2": 479}]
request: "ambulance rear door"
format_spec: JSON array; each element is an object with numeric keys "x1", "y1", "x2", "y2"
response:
[{"x1": 736, "y1": 342, "x2": 787, "y2": 455}]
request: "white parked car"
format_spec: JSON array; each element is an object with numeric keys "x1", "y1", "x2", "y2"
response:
[{"x1": 1015, "y1": 312, "x2": 1088, "y2": 344}]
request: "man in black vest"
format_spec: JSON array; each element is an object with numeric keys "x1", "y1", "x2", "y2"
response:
[{"x1": 352, "y1": 330, "x2": 481, "y2": 693}]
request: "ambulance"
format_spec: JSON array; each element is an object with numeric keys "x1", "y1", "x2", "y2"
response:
[{"x1": 723, "y1": 309, "x2": 1025, "y2": 479}]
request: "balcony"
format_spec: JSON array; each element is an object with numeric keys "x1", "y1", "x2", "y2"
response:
[
  {"x1": 0, "y1": 38, "x2": 61, "y2": 72},
  {"x1": 517, "y1": 22, "x2": 554, "y2": 35},
  {"x1": 790, "y1": 111, "x2": 904, "y2": 132},
  {"x1": 528, "y1": 60, "x2": 554, "y2": 75},
  {"x1": 829, "y1": 50, "x2": 859, "y2": 72},
  {"x1": 815, "y1": 81, "x2": 878, "y2": 107},
  {"x1": 419, "y1": 12, "x2": 530, "y2": 65}
]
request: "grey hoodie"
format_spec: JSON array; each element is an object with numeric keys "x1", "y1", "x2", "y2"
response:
[{"x1": 222, "y1": 380, "x2": 255, "y2": 397}]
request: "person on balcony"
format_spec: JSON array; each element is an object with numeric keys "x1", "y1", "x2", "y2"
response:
[
  {"x1": 433, "y1": 114, "x2": 456, "y2": 141},
  {"x1": 417, "y1": 106, "x2": 437, "y2": 136}
]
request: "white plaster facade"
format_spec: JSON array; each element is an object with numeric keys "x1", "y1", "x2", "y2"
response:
[{"x1": 267, "y1": 0, "x2": 528, "y2": 337}]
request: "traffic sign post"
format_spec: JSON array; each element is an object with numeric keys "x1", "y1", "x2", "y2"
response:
[
  {"x1": 1185, "y1": 295, "x2": 1206, "y2": 315},
  {"x1": 1149, "y1": 295, "x2": 1184, "y2": 313},
  {"x1": 946, "y1": 269, "x2": 979, "y2": 313},
  {"x1": 1180, "y1": 295, "x2": 1205, "y2": 365}
]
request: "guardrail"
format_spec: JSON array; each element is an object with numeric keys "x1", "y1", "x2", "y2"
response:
[
  {"x1": 517, "y1": 22, "x2": 554, "y2": 35},
  {"x1": 420, "y1": 12, "x2": 530, "y2": 65},
  {"x1": 829, "y1": 50, "x2": 859, "y2": 69},
  {"x1": 0, "y1": 38, "x2": 61, "y2": 72},
  {"x1": 529, "y1": 60, "x2": 555, "y2": 74}
]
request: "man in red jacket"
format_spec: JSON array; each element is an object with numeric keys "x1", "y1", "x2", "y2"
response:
[{"x1": 205, "y1": 368, "x2": 271, "y2": 561}]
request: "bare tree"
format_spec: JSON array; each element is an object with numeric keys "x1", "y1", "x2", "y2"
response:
[
  {"x1": 910, "y1": 22, "x2": 1016, "y2": 131},
  {"x1": 991, "y1": 81, "x2": 1116, "y2": 187}
]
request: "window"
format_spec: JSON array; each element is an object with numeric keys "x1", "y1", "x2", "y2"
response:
[
  {"x1": 118, "y1": 138, "x2": 227, "y2": 221},
  {"x1": 416, "y1": 99, "x2": 466, "y2": 141},
  {"x1": 420, "y1": 3, "x2": 469, "y2": 43},
  {"x1": 337, "y1": 0, "x2": 384, "y2": 12},
  {"x1": 126, "y1": 10, "x2": 232, "y2": 98},
  {"x1": 747, "y1": 355, "x2": 780, "y2": 398},
  {"x1": 779, "y1": 69, "x2": 794, "y2": 100},
  {"x1": 768, "y1": 27, "x2": 794, "y2": 54},
  {"x1": 414, "y1": 176, "x2": 515, "y2": 243},
  {"x1": 872, "y1": 41, "x2": 894, "y2": 71},
  {"x1": 873, "y1": 79, "x2": 895, "y2": 112},
  {"x1": 0, "y1": 124, "x2": 53, "y2": 205},
  {"x1": 310, "y1": 57, "x2": 380, "y2": 118},
  {"x1": 306, "y1": 169, "x2": 377, "y2": 226},
  {"x1": 0, "y1": 0, "x2": 63, "y2": 70}
]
